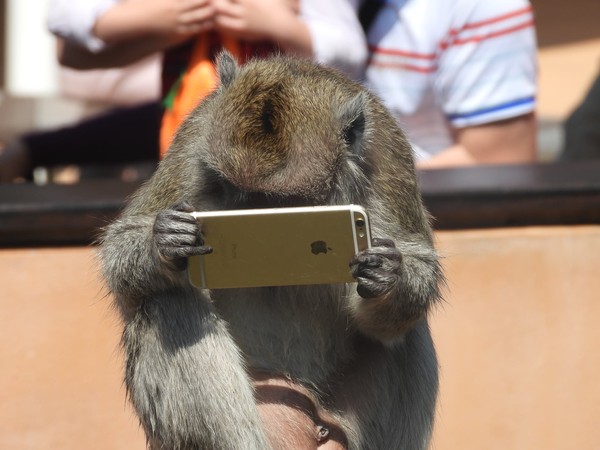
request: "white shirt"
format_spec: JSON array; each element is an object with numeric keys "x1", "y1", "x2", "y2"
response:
[
  {"x1": 47, "y1": 0, "x2": 116, "y2": 53},
  {"x1": 47, "y1": 0, "x2": 368, "y2": 80},
  {"x1": 365, "y1": 0, "x2": 537, "y2": 158}
]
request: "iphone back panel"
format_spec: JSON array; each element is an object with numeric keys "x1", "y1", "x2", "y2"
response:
[{"x1": 187, "y1": 205, "x2": 371, "y2": 289}]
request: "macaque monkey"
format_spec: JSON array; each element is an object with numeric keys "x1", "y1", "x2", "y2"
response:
[{"x1": 100, "y1": 52, "x2": 443, "y2": 449}]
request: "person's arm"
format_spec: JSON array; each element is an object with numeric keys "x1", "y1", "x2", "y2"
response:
[
  {"x1": 52, "y1": 0, "x2": 216, "y2": 69},
  {"x1": 93, "y1": 0, "x2": 215, "y2": 45},
  {"x1": 47, "y1": 0, "x2": 118, "y2": 52},
  {"x1": 299, "y1": 0, "x2": 367, "y2": 80},
  {"x1": 417, "y1": 0, "x2": 538, "y2": 168},
  {"x1": 212, "y1": 0, "x2": 367, "y2": 79},
  {"x1": 417, "y1": 113, "x2": 537, "y2": 169}
]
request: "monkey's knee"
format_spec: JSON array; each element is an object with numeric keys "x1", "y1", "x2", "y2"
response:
[{"x1": 252, "y1": 373, "x2": 347, "y2": 449}]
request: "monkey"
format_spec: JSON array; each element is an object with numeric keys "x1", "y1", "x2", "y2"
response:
[{"x1": 99, "y1": 51, "x2": 444, "y2": 450}]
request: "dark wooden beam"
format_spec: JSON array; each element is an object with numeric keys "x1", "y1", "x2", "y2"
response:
[
  {"x1": 1, "y1": 161, "x2": 599, "y2": 247},
  {"x1": 418, "y1": 161, "x2": 600, "y2": 229},
  {"x1": 0, "y1": 179, "x2": 140, "y2": 247}
]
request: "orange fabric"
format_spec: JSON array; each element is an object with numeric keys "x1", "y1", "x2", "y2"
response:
[{"x1": 159, "y1": 35, "x2": 241, "y2": 157}]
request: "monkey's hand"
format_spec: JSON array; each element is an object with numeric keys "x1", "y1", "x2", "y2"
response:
[
  {"x1": 153, "y1": 202, "x2": 213, "y2": 271},
  {"x1": 349, "y1": 236, "x2": 442, "y2": 341},
  {"x1": 350, "y1": 238, "x2": 402, "y2": 299}
]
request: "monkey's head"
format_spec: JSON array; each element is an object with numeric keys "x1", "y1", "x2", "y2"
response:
[{"x1": 172, "y1": 52, "x2": 414, "y2": 210}]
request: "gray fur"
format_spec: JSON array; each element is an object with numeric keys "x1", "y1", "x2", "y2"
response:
[{"x1": 99, "y1": 52, "x2": 444, "y2": 449}]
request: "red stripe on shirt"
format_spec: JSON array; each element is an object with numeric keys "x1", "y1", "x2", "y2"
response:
[
  {"x1": 449, "y1": 5, "x2": 533, "y2": 35},
  {"x1": 368, "y1": 44, "x2": 436, "y2": 60},
  {"x1": 440, "y1": 20, "x2": 534, "y2": 49},
  {"x1": 368, "y1": 60, "x2": 437, "y2": 74},
  {"x1": 370, "y1": 6, "x2": 533, "y2": 62}
]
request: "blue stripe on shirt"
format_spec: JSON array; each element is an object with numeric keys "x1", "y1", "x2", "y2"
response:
[{"x1": 447, "y1": 96, "x2": 535, "y2": 121}]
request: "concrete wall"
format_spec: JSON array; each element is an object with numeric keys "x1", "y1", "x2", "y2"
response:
[
  {"x1": 430, "y1": 225, "x2": 600, "y2": 449},
  {"x1": 0, "y1": 247, "x2": 144, "y2": 449},
  {"x1": 1, "y1": 225, "x2": 599, "y2": 449}
]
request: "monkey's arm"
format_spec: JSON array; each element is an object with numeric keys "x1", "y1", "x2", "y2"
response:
[
  {"x1": 100, "y1": 201, "x2": 211, "y2": 317},
  {"x1": 101, "y1": 201, "x2": 273, "y2": 450},
  {"x1": 349, "y1": 236, "x2": 443, "y2": 342}
]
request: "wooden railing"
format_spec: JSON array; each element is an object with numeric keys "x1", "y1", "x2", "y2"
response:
[{"x1": 1, "y1": 160, "x2": 599, "y2": 247}]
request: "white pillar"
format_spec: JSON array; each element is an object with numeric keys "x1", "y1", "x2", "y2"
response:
[{"x1": 5, "y1": 0, "x2": 59, "y2": 97}]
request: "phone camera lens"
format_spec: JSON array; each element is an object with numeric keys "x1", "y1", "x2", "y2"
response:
[{"x1": 355, "y1": 217, "x2": 365, "y2": 227}]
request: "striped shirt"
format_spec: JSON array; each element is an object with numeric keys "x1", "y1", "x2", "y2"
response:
[{"x1": 365, "y1": 0, "x2": 537, "y2": 159}]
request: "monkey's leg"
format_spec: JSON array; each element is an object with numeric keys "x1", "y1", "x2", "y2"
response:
[
  {"x1": 124, "y1": 288, "x2": 271, "y2": 450},
  {"x1": 332, "y1": 323, "x2": 438, "y2": 450},
  {"x1": 252, "y1": 372, "x2": 348, "y2": 450}
]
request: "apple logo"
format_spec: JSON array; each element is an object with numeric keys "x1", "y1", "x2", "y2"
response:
[{"x1": 311, "y1": 241, "x2": 331, "y2": 255}]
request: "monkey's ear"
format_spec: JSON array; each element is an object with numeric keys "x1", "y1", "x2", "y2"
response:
[
  {"x1": 339, "y1": 92, "x2": 368, "y2": 156},
  {"x1": 216, "y1": 51, "x2": 240, "y2": 90}
]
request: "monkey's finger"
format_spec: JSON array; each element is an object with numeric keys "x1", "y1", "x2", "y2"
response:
[
  {"x1": 176, "y1": 245, "x2": 213, "y2": 258},
  {"x1": 173, "y1": 212, "x2": 199, "y2": 226},
  {"x1": 350, "y1": 253, "x2": 383, "y2": 270},
  {"x1": 353, "y1": 266, "x2": 393, "y2": 283},
  {"x1": 361, "y1": 246, "x2": 402, "y2": 263},
  {"x1": 155, "y1": 214, "x2": 199, "y2": 233},
  {"x1": 155, "y1": 231, "x2": 199, "y2": 249},
  {"x1": 356, "y1": 277, "x2": 392, "y2": 299},
  {"x1": 349, "y1": 258, "x2": 379, "y2": 279},
  {"x1": 162, "y1": 245, "x2": 213, "y2": 259},
  {"x1": 154, "y1": 224, "x2": 199, "y2": 240},
  {"x1": 187, "y1": 245, "x2": 213, "y2": 256},
  {"x1": 351, "y1": 260, "x2": 382, "y2": 279},
  {"x1": 171, "y1": 202, "x2": 196, "y2": 213},
  {"x1": 372, "y1": 238, "x2": 396, "y2": 248}
]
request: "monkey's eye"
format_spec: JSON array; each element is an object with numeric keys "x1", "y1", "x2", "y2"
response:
[
  {"x1": 204, "y1": 167, "x2": 235, "y2": 197},
  {"x1": 342, "y1": 126, "x2": 356, "y2": 147},
  {"x1": 261, "y1": 99, "x2": 275, "y2": 134},
  {"x1": 341, "y1": 112, "x2": 365, "y2": 151}
]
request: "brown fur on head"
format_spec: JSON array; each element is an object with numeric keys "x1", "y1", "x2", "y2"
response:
[
  {"x1": 162, "y1": 51, "x2": 426, "y2": 237},
  {"x1": 182, "y1": 52, "x2": 371, "y2": 204}
]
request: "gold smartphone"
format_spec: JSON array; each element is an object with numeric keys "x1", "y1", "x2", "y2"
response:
[{"x1": 187, "y1": 205, "x2": 371, "y2": 289}]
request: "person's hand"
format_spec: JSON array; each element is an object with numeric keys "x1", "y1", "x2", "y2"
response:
[
  {"x1": 213, "y1": 0, "x2": 299, "y2": 41},
  {"x1": 141, "y1": 0, "x2": 217, "y2": 36},
  {"x1": 94, "y1": 0, "x2": 216, "y2": 46}
]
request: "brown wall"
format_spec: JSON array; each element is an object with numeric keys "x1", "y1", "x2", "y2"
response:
[
  {"x1": 1, "y1": 225, "x2": 599, "y2": 449},
  {"x1": 0, "y1": 247, "x2": 145, "y2": 449},
  {"x1": 430, "y1": 225, "x2": 600, "y2": 449}
]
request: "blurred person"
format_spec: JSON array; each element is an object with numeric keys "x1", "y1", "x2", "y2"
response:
[
  {"x1": 561, "y1": 69, "x2": 600, "y2": 161},
  {"x1": 49, "y1": 0, "x2": 367, "y2": 155},
  {"x1": 363, "y1": 0, "x2": 538, "y2": 169},
  {"x1": 0, "y1": 102, "x2": 162, "y2": 183},
  {"x1": 0, "y1": 0, "x2": 367, "y2": 183},
  {"x1": 0, "y1": 40, "x2": 162, "y2": 183}
]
